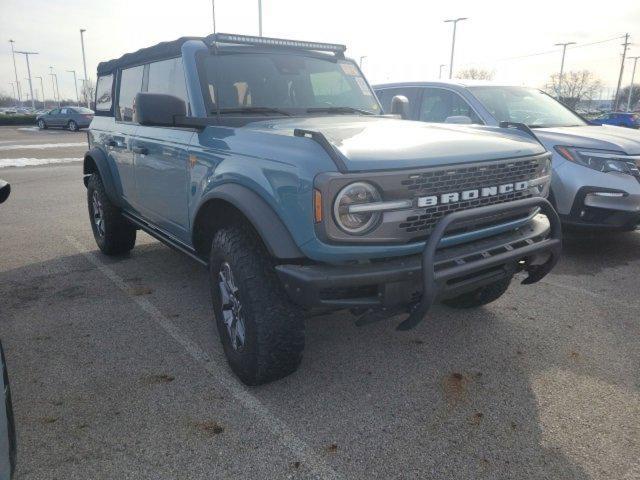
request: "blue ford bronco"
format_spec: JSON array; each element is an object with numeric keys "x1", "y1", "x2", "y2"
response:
[{"x1": 84, "y1": 33, "x2": 561, "y2": 385}]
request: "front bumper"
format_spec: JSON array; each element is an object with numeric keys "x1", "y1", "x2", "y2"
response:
[
  {"x1": 561, "y1": 186, "x2": 640, "y2": 229},
  {"x1": 276, "y1": 198, "x2": 561, "y2": 321}
]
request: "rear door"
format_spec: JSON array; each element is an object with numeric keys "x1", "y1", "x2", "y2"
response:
[
  {"x1": 111, "y1": 64, "x2": 144, "y2": 207},
  {"x1": 131, "y1": 57, "x2": 193, "y2": 240}
]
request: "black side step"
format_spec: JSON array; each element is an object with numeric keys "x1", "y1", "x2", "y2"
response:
[{"x1": 121, "y1": 212, "x2": 208, "y2": 267}]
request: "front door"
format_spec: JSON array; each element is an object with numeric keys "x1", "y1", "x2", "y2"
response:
[{"x1": 131, "y1": 126, "x2": 194, "y2": 240}]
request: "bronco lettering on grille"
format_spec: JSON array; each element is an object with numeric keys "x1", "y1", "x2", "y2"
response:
[{"x1": 417, "y1": 181, "x2": 530, "y2": 207}]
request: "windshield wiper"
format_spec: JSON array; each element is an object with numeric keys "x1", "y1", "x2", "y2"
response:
[
  {"x1": 306, "y1": 106, "x2": 374, "y2": 115},
  {"x1": 218, "y1": 107, "x2": 292, "y2": 116}
]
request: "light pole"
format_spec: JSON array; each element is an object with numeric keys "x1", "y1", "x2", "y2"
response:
[
  {"x1": 80, "y1": 29, "x2": 90, "y2": 108},
  {"x1": 67, "y1": 70, "x2": 80, "y2": 106},
  {"x1": 9, "y1": 40, "x2": 21, "y2": 104},
  {"x1": 35, "y1": 76, "x2": 45, "y2": 107},
  {"x1": 211, "y1": 0, "x2": 216, "y2": 33},
  {"x1": 359, "y1": 56, "x2": 367, "y2": 69},
  {"x1": 15, "y1": 50, "x2": 38, "y2": 110},
  {"x1": 258, "y1": 0, "x2": 263, "y2": 36},
  {"x1": 627, "y1": 56, "x2": 640, "y2": 111},
  {"x1": 49, "y1": 67, "x2": 61, "y2": 107},
  {"x1": 554, "y1": 42, "x2": 576, "y2": 100},
  {"x1": 444, "y1": 17, "x2": 468, "y2": 79},
  {"x1": 439, "y1": 64, "x2": 446, "y2": 79},
  {"x1": 614, "y1": 33, "x2": 631, "y2": 112}
]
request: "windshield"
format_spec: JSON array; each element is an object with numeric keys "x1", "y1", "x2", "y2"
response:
[
  {"x1": 468, "y1": 86, "x2": 586, "y2": 128},
  {"x1": 74, "y1": 107, "x2": 94, "y2": 114},
  {"x1": 200, "y1": 52, "x2": 381, "y2": 115}
]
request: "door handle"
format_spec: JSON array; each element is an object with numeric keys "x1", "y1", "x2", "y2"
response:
[
  {"x1": 132, "y1": 147, "x2": 148, "y2": 155},
  {"x1": 107, "y1": 139, "x2": 125, "y2": 148}
]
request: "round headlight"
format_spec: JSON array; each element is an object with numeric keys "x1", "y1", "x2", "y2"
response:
[{"x1": 333, "y1": 182, "x2": 382, "y2": 234}]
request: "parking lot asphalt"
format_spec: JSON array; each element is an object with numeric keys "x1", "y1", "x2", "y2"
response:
[{"x1": 0, "y1": 126, "x2": 639, "y2": 479}]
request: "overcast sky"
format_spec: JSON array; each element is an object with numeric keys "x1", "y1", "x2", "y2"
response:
[{"x1": 2, "y1": 0, "x2": 640, "y2": 101}]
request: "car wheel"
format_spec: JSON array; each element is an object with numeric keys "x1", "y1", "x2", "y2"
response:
[
  {"x1": 37, "y1": 119, "x2": 47, "y2": 129},
  {"x1": 441, "y1": 275, "x2": 512, "y2": 309},
  {"x1": 67, "y1": 120, "x2": 78, "y2": 132},
  {"x1": 87, "y1": 174, "x2": 136, "y2": 255},
  {"x1": 209, "y1": 224, "x2": 304, "y2": 386}
]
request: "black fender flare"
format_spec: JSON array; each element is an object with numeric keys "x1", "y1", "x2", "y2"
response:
[
  {"x1": 83, "y1": 147, "x2": 123, "y2": 208},
  {"x1": 197, "y1": 184, "x2": 304, "y2": 260}
]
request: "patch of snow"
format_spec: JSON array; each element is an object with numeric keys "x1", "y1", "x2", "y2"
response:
[
  {"x1": 0, "y1": 142, "x2": 86, "y2": 151},
  {"x1": 0, "y1": 157, "x2": 82, "y2": 168}
]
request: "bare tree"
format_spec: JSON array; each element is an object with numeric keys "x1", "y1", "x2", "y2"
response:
[
  {"x1": 80, "y1": 78, "x2": 96, "y2": 109},
  {"x1": 545, "y1": 70, "x2": 602, "y2": 109},
  {"x1": 456, "y1": 68, "x2": 495, "y2": 80},
  {"x1": 618, "y1": 84, "x2": 640, "y2": 111}
]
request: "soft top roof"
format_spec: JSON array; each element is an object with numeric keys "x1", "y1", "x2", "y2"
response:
[
  {"x1": 97, "y1": 33, "x2": 348, "y2": 76},
  {"x1": 96, "y1": 36, "x2": 201, "y2": 75}
]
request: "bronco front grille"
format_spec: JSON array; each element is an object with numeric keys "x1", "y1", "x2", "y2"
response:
[{"x1": 398, "y1": 157, "x2": 545, "y2": 236}]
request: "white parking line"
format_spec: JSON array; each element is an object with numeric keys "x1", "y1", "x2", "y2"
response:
[
  {"x1": 541, "y1": 278, "x2": 640, "y2": 310},
  {"x1": 0, "y1": 157, "x2": 82, "y2": 168},
  {"x1": 66, "y1": 235, "x2": 343, "y2": 480},
  {"x1": 0, "y1": 142, "x2": 87, "y2": 150}
]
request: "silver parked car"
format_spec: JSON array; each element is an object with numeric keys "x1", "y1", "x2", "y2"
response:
[
  {"x1": 374, "y1": 81, "x2": 640, "y2": 230},
  {"x1": 36, "y1": 106, "x2": 94, "y2": 131}
]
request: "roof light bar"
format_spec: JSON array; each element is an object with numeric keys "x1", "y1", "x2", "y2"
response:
[{"x1": 207, "y1": 33, "x2": 346, "y2": 54}]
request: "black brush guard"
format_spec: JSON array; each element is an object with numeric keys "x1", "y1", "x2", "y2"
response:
[{"x1": 395, "y1": 197, "x2": 561, "y2": 330}]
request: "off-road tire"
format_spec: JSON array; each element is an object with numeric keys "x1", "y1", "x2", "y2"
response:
[
  {"x1": 441, "y1": 275, "x2": 512, "y2": 309},
  {"x1": 210, "y1": 224, "x2": 304, "y2": 386},
  {"x1": 87, "y1": 174, "x2": 136, "y2": 255},
  {"x1": 37, "y1": 119, "x2": 46, "y2": 129},
  {"x1": 67, "y1": 120, "x2": 78, "y2": 132}
]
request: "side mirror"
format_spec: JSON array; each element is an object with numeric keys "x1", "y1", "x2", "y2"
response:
[
  {"x1": 135, "y1": 92, "x2": 186, "y2": 127},
  {"x1": 445, "y1": 115, "x2": 472, "y2": 124},
  {"x1": 0, "y1": 179, "x2": 10, "y2": 204},
  {"x1": 390, "y1": 95, "x2": 410, "y2": 120}
]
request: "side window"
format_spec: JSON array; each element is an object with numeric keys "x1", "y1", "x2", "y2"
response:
[
  {"x1": 117, "y1": 65, "x2": 144, "y2": 122},
  {"x1": 419, "y1": 88, "x2": 481, "y2": 123},
  {"x1": 49, "y1": 108, "x2": 60, "y2": 115},
  {"x1": 95, "y1": 74, "x2": 114, "y2": 113},
  {"x1": 376, "y1": 88, "x2": 420, "y2": 116},
  {"x1": 60, "y1": 108, "x2": 68, "y2": 114},
  {"x1": 147, "y1": 57, "x2": 189, "y2": 108}
]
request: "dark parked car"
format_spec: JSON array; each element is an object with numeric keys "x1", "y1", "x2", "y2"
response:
[
  {"x1": 590, "y1": 112, "x2": 640, "y2": 128},
  {"x1": 0, "y1": 180, "x2": 17, "y2": 479},
  {"x1": 36, "y1": 107, "x2": 94, "y2": 131}
]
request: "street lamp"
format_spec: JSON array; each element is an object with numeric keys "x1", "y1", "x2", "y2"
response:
[
  {"x1": 15, "y1": 50, "x2": 38, "y2": 110},
  {"x1": 35, "y1": 76, "x2": 45, "y2": 107},
  {"x1": 211, "y1": 0, "x2": 216, "y2": 32},
  {"x1": 258, "y1": 0, "x2": 263, "y2": 36},
  {"x1": 49, "y1": 66, "x2": 61, "y2": 107},
  {"x1": 626, "y1": 56, "x2": 640, "y2": 111},
  {"x1": 9, "y1": 40, "x2": 21, "y2": 104},
  {"x1": 554, "y1": 42, "x2": 576, "y2": 100},
  {"x1": 67, "y1": 70, "x2": 80, "y2": 106},
  {"x1": 444, "y1": 17, "x2": 468, "y2": 79},
  {"x1": 80, "y1": 29, "x2": 90, "y2": 108},
  {"x1": 439, "y1": 64, "x2": 447, "y2": 79}
]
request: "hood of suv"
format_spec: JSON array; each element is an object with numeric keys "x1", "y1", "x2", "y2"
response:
[
  {"x1": 535, "y1": 125, "x2": 640, "y2": 155},
  {"x1": 252, "y1": 116, "x2": 545, "y2": 171}
]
